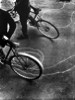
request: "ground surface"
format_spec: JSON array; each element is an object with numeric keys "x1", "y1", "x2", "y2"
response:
[{"x1": 0, "y1": 0, "x2": 75, "y2": 100}]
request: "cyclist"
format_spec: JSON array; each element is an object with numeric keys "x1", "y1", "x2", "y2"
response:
[
  {"x1": 0, "y1": 8, "x2": 16, "y2": 58},
  {"x1": 14, "y1": 0, "x2": 40, "y2": 39}
]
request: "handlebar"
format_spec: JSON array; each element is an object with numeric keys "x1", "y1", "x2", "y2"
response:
[
  {"x1": 7, "y1": 7, "x2": 14, "y2": 13},
  {"x1": 7, "y1": 7, "x2": 18, "y2": 19},
  {"x1": 30, "y1": 8, "x2": 41, "y2": 15},
  {"x1": 7, "y1": 7, "x2": 41, "y2": 19}
]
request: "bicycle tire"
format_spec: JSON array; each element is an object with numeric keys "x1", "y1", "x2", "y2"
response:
[
  {"x1": 9, "y1": 52, "x2": 43, "y2": 80},
  {"x1": 37, "y1": 20, "x2": 60, "y2": 39}
]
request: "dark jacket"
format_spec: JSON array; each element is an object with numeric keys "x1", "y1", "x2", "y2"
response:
[
  {"x1": 0, "y1": 9, "x2": 16, "y2": 37},
  {"x1": 14, "y1": 0, "x2": 30, "y2": 14}
]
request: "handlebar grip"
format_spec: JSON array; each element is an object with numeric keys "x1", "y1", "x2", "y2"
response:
[{"x1": 30, "y1": 8, "x2": 41, "y2": 13}]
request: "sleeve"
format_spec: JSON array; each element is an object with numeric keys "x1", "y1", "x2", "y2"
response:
[
  {"x1": 14, "y1": 0, "x2": 23, "y2": 11},
  {"x1": 6, "y1": 12, "x2": 16, "y2": 38}
]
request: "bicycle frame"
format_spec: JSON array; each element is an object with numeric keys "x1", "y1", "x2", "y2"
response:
[
  {"x1": 28, "y1": 10, "x2": 42, "y2": 26},
  {"x1": 8, "y1": 7, "x2": 42, "y2": 24},
  {"x1": 2, "y1": 42, "x2": 18, "y2": 65}
]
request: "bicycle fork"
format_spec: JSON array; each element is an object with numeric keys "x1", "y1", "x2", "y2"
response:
[{"x1": 12, "y1": 49, "x2": 28, "y2": 70}]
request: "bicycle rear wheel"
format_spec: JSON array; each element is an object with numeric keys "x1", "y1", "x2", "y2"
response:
[
  {"x1": 37, "y1": 20, "x2": 60, "y2": 39},
  {"x1": 10, "y1": 52, "x2": 43, "y2": 80}
]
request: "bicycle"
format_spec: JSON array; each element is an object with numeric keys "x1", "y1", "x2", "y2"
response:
[
  {"x1": 28, "y1": 8, "x2": 60, "y2": 39},
  {"x1": 0, "y1": 36, "x2": 43, "y2": 80},
  {"x1": 8, "y1": 7, "x2": 60, "y2": 39}
]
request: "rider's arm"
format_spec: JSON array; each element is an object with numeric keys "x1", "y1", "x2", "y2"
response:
[{"x1": 6, "y1": 12, "x2": 16, "y2": 38}]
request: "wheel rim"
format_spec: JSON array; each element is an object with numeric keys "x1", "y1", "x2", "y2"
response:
[
  {"x1": 38, "y1": 20, "x2": 59, "y2": 39},
  {"x1": 11, "y1": 55, "x2": 42, "y2": 80}
]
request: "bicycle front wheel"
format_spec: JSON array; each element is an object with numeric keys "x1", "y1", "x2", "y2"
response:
[
  {"x1": 9, "y1": 52, "x2": 43, "y2": 80},
  {"x1": 37, "y1": 20, "x2": 60, "y2": 39}
]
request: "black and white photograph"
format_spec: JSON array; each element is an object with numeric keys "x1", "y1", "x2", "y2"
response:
[{"x1": 0, "y1": 0, "x2": 74, "y2": 100}]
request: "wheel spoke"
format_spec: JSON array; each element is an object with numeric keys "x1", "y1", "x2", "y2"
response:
[
  {"x1": 10, "y1": 54, "x2": 43, "y2": 80},
  {"x1": 38, "y1": 20, "x2": 59, "y2": 39}
]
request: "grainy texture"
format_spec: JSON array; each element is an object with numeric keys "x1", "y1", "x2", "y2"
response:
[{"x1": 0, "y1": 0, "x2": 74, "y2": 100}]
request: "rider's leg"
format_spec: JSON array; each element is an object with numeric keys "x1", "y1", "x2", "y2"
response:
[
  {"x1": 19, "y1": 13, "x2": 29, "y2": 39},
  {"x1": 21, "y1": 21, "x2": 28, "y2": 37},
  {"x1": 20, "y1": 18, "x2": 28, "y2": 37},
  {"x1": 0, "y1": 47, "x2": 5, "y2": 59},
  {"x1": 0, "y1": 38, "x2": 5, "y2": 59},
  {"x1": 5, "y1": 29, "x2": 15, "y2": 40},
  {"x1": 5, "y1": 21, "x2": 16, "y2": 40}
]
